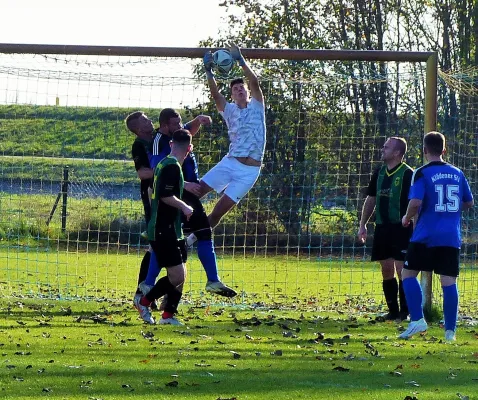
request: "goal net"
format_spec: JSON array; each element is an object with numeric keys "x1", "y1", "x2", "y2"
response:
[{"x1": 0, "y1": 47, "x2": 475, "y2": 313}]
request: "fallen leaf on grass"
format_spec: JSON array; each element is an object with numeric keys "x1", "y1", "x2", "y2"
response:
[
  {"x1": 121, "y1": 384, "x2": 134, "y2": 391},
  {"x1": 333, "y1": 366, "x2": 350, "y2": 372}
]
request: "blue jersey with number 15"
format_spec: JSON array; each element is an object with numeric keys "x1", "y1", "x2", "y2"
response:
[{"x1": 409, "y1": 161, "x2": 473, "y2": 248}]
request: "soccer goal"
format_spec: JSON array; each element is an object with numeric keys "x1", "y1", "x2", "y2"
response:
[{"x1": 0, "y1": 43, "x2": 474, "y2": 312}]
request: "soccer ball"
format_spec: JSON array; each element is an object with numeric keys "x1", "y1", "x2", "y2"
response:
[{"x1": 212, "y1": 49, "x2": 234, "y2": 75}]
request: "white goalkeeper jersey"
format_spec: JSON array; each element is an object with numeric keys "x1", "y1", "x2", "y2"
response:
[{"x1": 220, "y1": 97, "x2": 266, "y2": 162}]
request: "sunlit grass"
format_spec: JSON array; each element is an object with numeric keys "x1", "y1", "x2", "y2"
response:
[{"x1": 0, "y1": 300, "x2": 477, "y2": 400}]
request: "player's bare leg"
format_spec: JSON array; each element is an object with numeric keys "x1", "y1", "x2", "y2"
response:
[
  {"x1": 208, "y1": 194, "x2": 236, "y2": 229},
  {"x1": 187, "y1": 181, "x2": 214, "y2": 246},
  {"x1": 394, "y1": 260, "x2": 408, "y2": 320}
]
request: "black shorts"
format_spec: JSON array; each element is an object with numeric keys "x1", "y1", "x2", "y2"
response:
[
  {"x1": 182, "y1": 190, "x2": 210, "y2": 236},
  {"x1": 371, "y1": 223, "x2": 412, "y2": 262},
  {"x1": 404, "y1": 242, "x2": 460, "y2": 277},
  {"x1": 150, "y1": 234, "x2": 187, "y2": 269}
]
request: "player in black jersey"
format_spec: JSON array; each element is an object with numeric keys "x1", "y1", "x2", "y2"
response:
[
  {"x1": 358, "y1": 137, "x2": 413, "y2": 321},
  {"x1": 126, "y1": 111, "x2": 156, "y2": 317}
]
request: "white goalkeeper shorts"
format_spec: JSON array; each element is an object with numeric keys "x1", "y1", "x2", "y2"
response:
[{"x1": 201, "y1": 156, "x2": 261, "y2": 203}]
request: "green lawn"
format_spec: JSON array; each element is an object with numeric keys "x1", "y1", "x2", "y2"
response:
[
  {"x1": 1, "y1": 248, "x2": 477, "y2": 311},
  {"x1": 0, "y1": 299, "x2": 477, "y2": 400}
]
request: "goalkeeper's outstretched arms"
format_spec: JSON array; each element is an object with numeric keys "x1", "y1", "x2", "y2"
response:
[
  {"x1": 228, "y1": 42, "x2": 264, "y2": 105},
  {"x1": 203, "y1": 51, "x2": 227, "y2": 112}
]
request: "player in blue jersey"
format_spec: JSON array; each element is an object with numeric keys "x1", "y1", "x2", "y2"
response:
[
  {"x1": 139, "y1": 108, "x2": 237, "y2": 304},
  {"x1": 399, "y1": 132, "x2": 473, "y2": 341}
]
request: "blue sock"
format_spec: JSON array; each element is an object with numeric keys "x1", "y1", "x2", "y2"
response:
[
  {"x1": 442, "y1": 284, "x2": 458, "y2": 332},
  {"x1": 197, "y1": 239, "x2": 219, "y2": 282},
  {"x1": 402, "y1": 277, "x2": 424, "y2": 321},
  {"x1": 145, "y1": 250, "x2": 160, "y2": 286}
]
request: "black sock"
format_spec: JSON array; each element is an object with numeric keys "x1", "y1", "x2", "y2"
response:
[
  {"x1": 145, "y1": 276, "x2": 182, "y2": 315},
  {"x1": 146, "y1": 276, "x2": 170, "y2": 302},
  {"x1": 382, "y1": 278, "x2": 399, "y2": 316},
  {"x1": 398, "y1": 279, "x2": 409, "y2": 316},
  {"x1": 136, "y1": 251, "x2": 151, "y2": 293}
]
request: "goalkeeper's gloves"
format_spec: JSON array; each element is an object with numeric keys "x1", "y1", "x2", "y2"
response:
[
  {"x1": 203, "y1": 52, "x2": 215, "y2": 78},
  {"x1": 229, "y1": 42, "x2": 245, "y2": 67}
]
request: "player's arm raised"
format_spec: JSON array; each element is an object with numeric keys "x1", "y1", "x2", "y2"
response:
[
  {"x1": 184, "y1": 115, "x2": 212, "y2": 136},
  {"x1": 203, "y1": 51, "x2": 227, "y2": 112},
  {"x1": 229, "y1": 42, "x2": 264, "y2": 105}
]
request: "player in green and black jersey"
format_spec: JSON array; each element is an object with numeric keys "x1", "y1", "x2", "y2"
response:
[
  {"x1": 135, "y1": 129, "x2": 193, "y2": 326},
  {"x1": 358, "y1": 137, "x2": 413, "y2": 321}
]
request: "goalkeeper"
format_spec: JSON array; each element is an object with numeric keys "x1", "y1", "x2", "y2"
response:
[{"x1": 187, "y1": 42, "x2": 266, "y2": 249}]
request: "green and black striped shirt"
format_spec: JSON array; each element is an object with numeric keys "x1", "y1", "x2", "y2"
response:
[{"x1": 366, "y1": 162, "x2": 413, "y2": 225}]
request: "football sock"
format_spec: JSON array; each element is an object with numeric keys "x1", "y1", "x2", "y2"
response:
[
  {"x1": 382, "y1": 278, "x2": 399, "y2": 316},
  {"x1": 162, "y1": 311, "x2": 174, "y2": 320},
  {"x1": 402, "y1": 277, "x2": 424, "y2": 321},
  {"x1": 145, "y1": 250, "x2": 160, "y2": 286},
  {"x1": 442, "y1": 283, "x2": 458, "y2": 332},
  {"x1": 197, "y1": 239, "x2": 220, "y2": 282},
  {"x1": 136, "y1": 251, "x2": 151, "y2": 293},
  {"x1": 139, "y1": 296, "x2": 151, "y2": 307}
]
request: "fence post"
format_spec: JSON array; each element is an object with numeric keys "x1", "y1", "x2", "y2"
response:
[{"x1": 61, "y1": 167, "x2": 69, "y2": 232}]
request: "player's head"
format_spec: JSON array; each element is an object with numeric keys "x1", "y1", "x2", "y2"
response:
[
  {"x1": 423, "y1": 131, "x2": 446, "y2": 160},
  {"x1": 125, "y1": 111, "x2": 154, "y2": 137},
  {"x1": 381, "y1": 137, "x2": 407, "y2": 162},
  {"x1": 230, "y1": 78, "x2": 249, "y2": 104},
  {"x1": 159, "y1": 108, "x2": 182, "y2": 135},
  {"x1": 170, "y1": 129, "x2": 192, "y2": 160}
]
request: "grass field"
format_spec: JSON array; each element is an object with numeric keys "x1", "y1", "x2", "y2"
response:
[
  {"x1": 1, "y1": 248, "x2": 477, "y2": 310},
  {"x1": 1, "y1": 246, "x2": 478, "y2": 400},
  {"x1": 0, "y1": 298, "x2": 477, "y2": 400}
]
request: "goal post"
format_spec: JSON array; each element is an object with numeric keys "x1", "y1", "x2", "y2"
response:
[{"x1": 0, "y1": 43, "x2": 442, "y2": 311}]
